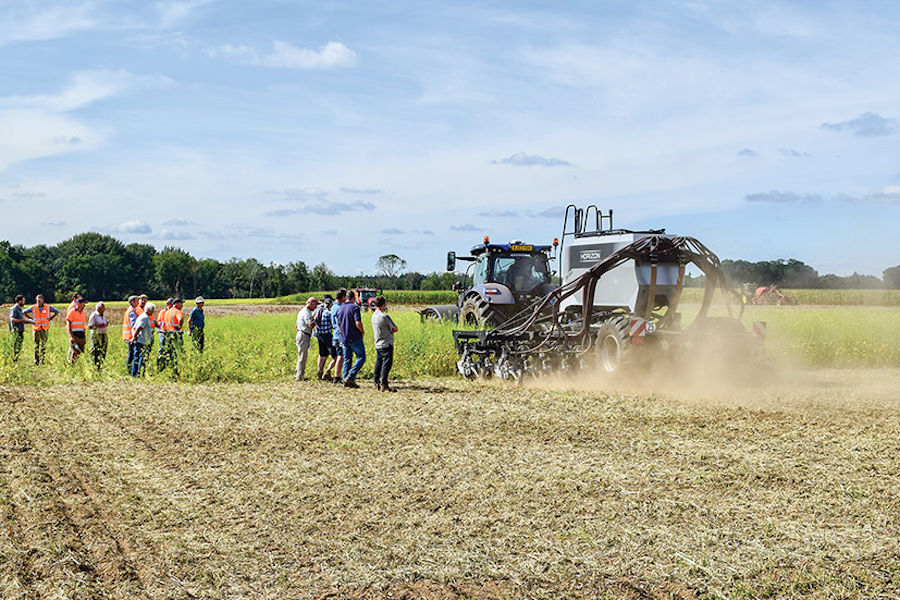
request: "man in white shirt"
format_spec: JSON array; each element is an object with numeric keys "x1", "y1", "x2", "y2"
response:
[{"x1": 295, "y1": 297, "x2": 318, "y2": 381}]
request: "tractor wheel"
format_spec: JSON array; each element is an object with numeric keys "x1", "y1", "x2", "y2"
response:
[
  {"x1": 595, "y1": 317, "x2": 631, "y2": 374},
  {"x1": 460, "y1": 296, "x2": 499, "y2": 328}
]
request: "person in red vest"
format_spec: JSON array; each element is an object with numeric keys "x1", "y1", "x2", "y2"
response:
[
  {"x1": 66, "y1": 297, "x2": 88, "y2": 363},
  {"x1": 23, "y1": 294, "x2": 60, "y2": 365},
  {"x1": 122, "y1": 295, "x2": 139, "y2": 372}
]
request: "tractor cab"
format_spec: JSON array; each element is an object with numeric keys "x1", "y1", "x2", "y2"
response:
[
  {"x1": 442, "y1": 238, "x2": 559, "y2": 326},
  {"x1": 470, "y1": 241, "x2": 553, "y2": 296}
]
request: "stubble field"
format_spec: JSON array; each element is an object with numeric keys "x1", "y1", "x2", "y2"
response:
[{"x1": 1, "y1": 303, "x2": 900, "y2": 598}]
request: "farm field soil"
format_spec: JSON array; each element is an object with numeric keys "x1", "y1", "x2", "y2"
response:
[{"x1": 2, "y1": 370, "x2": 899, "y2": 599}]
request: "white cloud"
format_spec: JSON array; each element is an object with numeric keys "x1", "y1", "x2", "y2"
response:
[
  {"x1": 492, "y1": 152, "x2": 571, "y2": 167},
  {"x1": 0, "y1": 69, "x2": 174, "y2": 113},
  {"x1": 0, "y1": 2, "x2": 98, "y2": 46},
  {"x1": 744, "y1": 190, "x2": 822, "y2": 203},
  {"x1": 155, "y1": 0, "x2": 215, "y2": 28},
  {"x1": 118, "y1": 220, "x2": 152, "y2": 234},
  {"x1": 821, "y1": 112, "x2": 899, "y2": 137},
  {"x1": 209, "y1": 41, "x2": 358, "y2": 70},
  {"x1": 163, "y1": 218, "x2": 198, "y2": 227},
  {"x1": 0, "y1": 110, "x2": 96, "y2": 170},
  {"x1": 341, "y1": 186, "x2": 383, "y2": 195},
  {"x1": 864, "y1": 186, "x2": 900, "y2": 203},
  {"x1": 157, "y1": 229, "x2": 194, "y2": 240}
]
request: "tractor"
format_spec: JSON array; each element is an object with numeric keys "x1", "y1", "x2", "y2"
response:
[
  {"x1": 449, "y1": 206, "x2": 765, "y2": 381},
  {"x1": 351, "y1": 287, "x2": 380, "y2": 311},
  {"x1": 418, "y1": 237, "x2": 559, "y2": 327}
]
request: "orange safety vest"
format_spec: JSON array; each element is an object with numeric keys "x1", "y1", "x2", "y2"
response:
[
  {"x1": 165, "y1": 308, "x2": 182, "y2": 332},
  {"x1": 136, "y1": 306, "x2": 145, "y2": 316},
  {"x1": 158, "y1": 307, "x2": 170, "y2": 331},
  {"x1": 31, "y1": 304, "x2": 52, "y2": 331},
  {"x1": 122, "y1": 305, "x2": 138, "y2": 341},
  {"x1": 67, "y1": 309, "x2": 86, "y2": 333}
]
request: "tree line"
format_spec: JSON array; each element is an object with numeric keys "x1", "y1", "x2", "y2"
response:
[
  {"x1": 0, "y1": 233, "x2": 456, "y2": 304},
  {"x1": 2, "y1": 233, "x2": 898, "y2": 304}
]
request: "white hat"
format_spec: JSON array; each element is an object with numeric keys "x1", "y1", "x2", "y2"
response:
[{"x1": 195, "y1": 296, "x2": 205, "y2": 303}]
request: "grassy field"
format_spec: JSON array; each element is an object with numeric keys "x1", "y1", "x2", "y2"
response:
[
  {"x1": 1, "y1": 371, "x2": 898, "y2": 598},
  {"x1": 3, "y1": 304, "x2": 900, "y2": 386},
  {"x1": 3, "y1": 303, "x2": 900, "y2": 598}
]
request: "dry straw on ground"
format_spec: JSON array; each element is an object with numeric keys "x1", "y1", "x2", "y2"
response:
[{"x1": 1, "y1": 370, "x2": 899, "y2": 599}]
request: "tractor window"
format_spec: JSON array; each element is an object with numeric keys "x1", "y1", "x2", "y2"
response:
[
  {"x1": 490, "y1": 254, "x2": 550, "y2": 292},
  {"x1": 473, "y1": 256, "x2": 489, "y2": 285}
]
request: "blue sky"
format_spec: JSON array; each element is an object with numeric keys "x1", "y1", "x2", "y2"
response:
[{"x1": 1, "y1": 0, "x2": 898, "y2": 277}]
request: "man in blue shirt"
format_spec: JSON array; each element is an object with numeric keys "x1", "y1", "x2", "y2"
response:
[
  {"x1": 335, "y1": 289, "x2": 365, "y2": 387},
  {"x1": 8, "y1": 295, "x2": 33, "y2": 362},
  {"x1": 330, "y1": 289, "x2": 346, "y2": 385},
  {"x1": 188, "y1": 296, "x2": 205, "y2": 352}
]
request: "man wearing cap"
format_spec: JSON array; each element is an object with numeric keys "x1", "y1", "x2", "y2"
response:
[
  {"x1": 313, "y1": 294, "x2": 337, "y2": 380},
  {"x1": 295, "y1": 297, "x2": 318, "y2": 381},
  {"x1": 188, "y1": 296, "x2": 206, "y2": 353}
]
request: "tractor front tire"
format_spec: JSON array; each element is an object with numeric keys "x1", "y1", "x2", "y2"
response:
[{"x1": 595, "y1": 317, "x2": 631, "y2": 374}]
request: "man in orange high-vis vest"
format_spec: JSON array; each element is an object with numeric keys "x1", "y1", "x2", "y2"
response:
[
  {"x1": 23, "y1": 294, "x2": 59, "y2": 365},
  {"x1": 66, "y1": 297, "x2": 87, "y2": 363},
  {"x1": 160, "y1": 298, "x2": 184, "y2": 372},
  {"x1": 122, "y1": 295, "x2": 139, "y2": 371},
  {"x1": 156, "y1": 298, "x2": 173, "y2": 370}
]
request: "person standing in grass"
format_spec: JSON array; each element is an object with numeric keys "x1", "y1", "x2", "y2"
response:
[
  {"x1": 336, "y1": 289, "x2": 365, "y2": 388},
  {"x1": 165, "y1": 298, "x2": 185, "y2": 372},
  {"x1": 130, "y1": 303, "x2": 155, "y2": 376},
  {"x1": 188, "y1": 296, "x2": 205, "y2": 353},
  {"x1": 122, "y1": 295, "x2": 140, "y2": 372},
  {"x1": 8, "y1": 295, "x2": 33, "y2": 362},
  {"x1": 330, "y1": 288, "x2": 347, "y2": 385},
  {"x1": 24, "y1": 294, "x2": 59, "y2": 365},
  {"x1": 295, "y1": 296, "x2": 318, "y2": 381},
  {"x1": 66, "y1": 297, "x2": 88, "y2": 363},
  {"x1": 313, "y1": 294, "x2": 337, "y2": 381},
  {"x1": 157, "y1": 298, "x2": 173, "y2": 370},
  {"x1": 88, "y1": 301, "x2": 109, "y2": 368},
  {"x1": 371, "y1": 296, "x2": 399, "y2": 392}
]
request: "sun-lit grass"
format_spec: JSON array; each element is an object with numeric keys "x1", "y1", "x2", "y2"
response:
[{"x1": 3, "y1": 303, "x2": 900, "y2": 384}]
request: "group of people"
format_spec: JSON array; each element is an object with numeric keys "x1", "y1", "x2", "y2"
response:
[
  {"x1": 295, "y1": 288, "x2": 398, "y2": 391},
  {"x1": 121, "y1": 295, "x2": 206, "y2": 377},
  {"x1": 6, "y1": 293, "x2": 206, "y2": 374}
]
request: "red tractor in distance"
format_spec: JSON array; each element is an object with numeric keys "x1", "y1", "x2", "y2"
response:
[{"x1": 352, "y1": 288, "x2": 380, "y2": 311}]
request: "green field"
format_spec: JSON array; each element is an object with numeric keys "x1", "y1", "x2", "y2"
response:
[{"x1": 3, "y1": 304, "x2": 900, "y2": 385}]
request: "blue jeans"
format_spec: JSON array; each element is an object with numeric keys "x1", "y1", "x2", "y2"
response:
[
  {"x1": 342, "y1": 337, "x2": 366, "y2": 381},
  {"x1": 131, "y1": 342, "x2": 148, "y2": 377}
]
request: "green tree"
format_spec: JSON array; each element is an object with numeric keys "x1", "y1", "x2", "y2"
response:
[
  {"x1": 311, "y1": 263, "x2": 336, "y2": 291},
  {"x1": 884, "y1": 266, "x2": 900, "y2": 289},
  {"x1": 55, "y1": 233, "x2": 129, "y2": 299},
  {"x1": 153, "y1": 247, "x2": 196, "y2": 297},
  {"x1": 376, "y1": 254, "x2": 407, "y2": 278}
]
